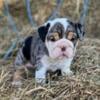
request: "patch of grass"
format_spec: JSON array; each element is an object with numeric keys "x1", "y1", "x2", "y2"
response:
[{"x1": 0, "y1": 37, "x2": 100, "y2": 100}]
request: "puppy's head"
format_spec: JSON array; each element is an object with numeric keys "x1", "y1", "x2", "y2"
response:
[{"x1": 38, "y1": 18, "x2": 85, "y2": 59}]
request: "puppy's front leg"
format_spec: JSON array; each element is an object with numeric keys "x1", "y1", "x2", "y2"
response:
[
  {"x1": 61, "y1": 66, "x2": 73, "y2": 76},
  {"x1": 61, "y1": 60, "x2": 73, "y2": 76},
  {"x1": 35, "y1": 67, "x2": 46, "y2": 84}
]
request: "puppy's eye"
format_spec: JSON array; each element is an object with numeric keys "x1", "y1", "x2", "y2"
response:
[
  {"x1": 53, "y1": 32, "x2": 59, "y2": 41},
  {"x1": 71, "y1": 37, "x2": 75, "y2": 41},
  {"x1": 49, "y1": 32, "x2": 59, "y2": 42},
  {"x1": 67, "y1": 31, "x2": 76, "y2": 41},
  {"x1": 50, "y1": 36, "x2": 55, "y2": 41}
]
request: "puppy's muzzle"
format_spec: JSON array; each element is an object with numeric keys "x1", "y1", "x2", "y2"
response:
[
  {"x1": 51, "y1": 39, "x2": 74, "y2": 59},
  {"x1": 61, "y1": 46, "x2": 66, "y2": 52}
]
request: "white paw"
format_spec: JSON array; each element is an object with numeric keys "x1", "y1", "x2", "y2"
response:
[
  {"x1": 12, "y1": 80, "x2": 22, "y2": 87},
  {"x1": 35, "y1": 67, "x2": 46, "y2": 85},
  {"x1": 62, "y1": 70, "x2": 73, "y2": 76},
  {"x1": 35, "y1": 78, "x2": 45, "y2": 85}
]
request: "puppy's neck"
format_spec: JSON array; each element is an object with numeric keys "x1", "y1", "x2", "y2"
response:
[{"x1": 41, "y1": 55, "x2": 73, "y2": 71}]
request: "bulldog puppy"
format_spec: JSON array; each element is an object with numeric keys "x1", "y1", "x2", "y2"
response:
[{"x1": 13, "y1": 18, "x2": 85, "y2": 85}]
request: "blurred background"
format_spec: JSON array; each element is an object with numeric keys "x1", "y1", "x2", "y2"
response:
[
  {"x1": 0, "y1": 0, "x2": 100, "y2": 59},
  {"x1": 0, "y1": 0, "x2": 100, "y2": 38}
]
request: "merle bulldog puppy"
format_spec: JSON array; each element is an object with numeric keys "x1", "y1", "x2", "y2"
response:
[{"x1": 13, "y1": 18, "x2": 85, "y2": 85}]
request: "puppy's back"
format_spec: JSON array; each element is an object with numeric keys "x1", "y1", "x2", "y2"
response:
[{"x1": 14, "y1": 36, "x2": 33, "y2": 67}]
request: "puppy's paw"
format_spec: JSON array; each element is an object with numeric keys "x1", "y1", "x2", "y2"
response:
[
  {"x1": 12, "y1": 80, "x2": 22, "y2": 87},
  {"x1": 62, "y1": 70, "x2": 73, "y2": 76},
  {"x1": 67, "y1": 70, "x2": 73, "y2": 76},
  {"x1": 35, "y1": 67, "x2": 46, "y2": 86},
  {"x1": 35, "y1": 78, "x2": 46, "y2": 86}
]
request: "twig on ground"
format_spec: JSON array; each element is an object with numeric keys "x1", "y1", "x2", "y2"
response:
[{"x1": 25, "y1": 86, "x2": 54, "y2": 95}]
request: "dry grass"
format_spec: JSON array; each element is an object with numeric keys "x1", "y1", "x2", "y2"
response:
[
  {"x1": 0, "y1": 36, "x2": 100, "y2": 100},
  {"x1": 0, "y1": 19, "x2": 100, "y2": 100}
]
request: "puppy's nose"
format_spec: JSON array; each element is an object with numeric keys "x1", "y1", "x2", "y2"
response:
[{"x1": 61, "y1": 47, "x2": 66, "y2": 51}]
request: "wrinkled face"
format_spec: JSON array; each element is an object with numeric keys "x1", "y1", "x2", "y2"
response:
[{"x1": 38, "y1": 18, "x2": 85, "y2": 59}]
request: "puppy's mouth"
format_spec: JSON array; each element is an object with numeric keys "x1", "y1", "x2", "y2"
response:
[
  {"x1": 57, "y1": 54, "x2": 67, "y2": 59},
  {"x1": 51, "y1": 48, "x2": 74, "y2": 59},
  {"x1": 57, "y1": 52, "x2": 73, "y2": 59}
]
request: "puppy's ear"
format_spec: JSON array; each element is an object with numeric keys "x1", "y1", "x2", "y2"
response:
[
  {"x1": 38, "y1": 23, "x2": 50, "y2": 42},
  {"x1": 75, "y1": 23, "x2": 85, "y2": 41}
]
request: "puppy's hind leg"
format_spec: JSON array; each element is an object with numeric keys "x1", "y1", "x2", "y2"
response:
[
  {"x1": 14, "y1": 48, "x2": 26, "y2": 66},
  {"x1": 12, "y1": 68, "x2": 25, "y2": 87},
  {"x1": 12, "y1": 49, "x2": 26, "y2": 87}
]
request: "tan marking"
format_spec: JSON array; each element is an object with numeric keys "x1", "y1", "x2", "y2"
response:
[
  {"x1": 53, "y1": 32, "x2": 59, "y2": 41},
  {"x1": 67, "y1": 32, "x2": 75, "y2": 40},
  {"x1": 13, "y1": 69, "x2": 23, "y2": 81},
  {"x1": 13, "y1": 67, "x2": 28, "y2": 81}
]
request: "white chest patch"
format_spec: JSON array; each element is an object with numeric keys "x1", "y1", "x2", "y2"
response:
[{"x1": 41, "y1": 55, "x2": 73, "y2": 72}]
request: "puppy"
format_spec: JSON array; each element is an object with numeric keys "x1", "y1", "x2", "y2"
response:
[{"x1": 13, "y1": 18, "x2": 85, "y2": 85}]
